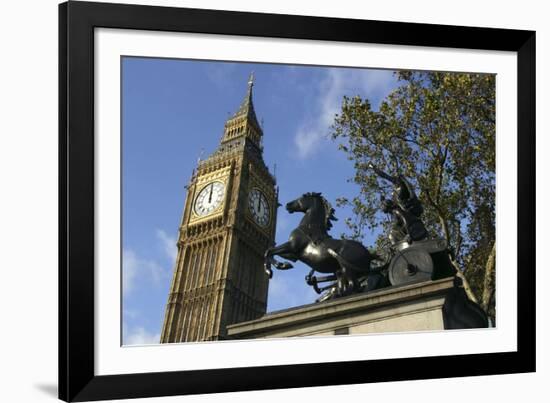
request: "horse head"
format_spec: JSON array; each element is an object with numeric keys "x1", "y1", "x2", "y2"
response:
[
  {"x1": 285, "y1": 193, "x2": 313, "y2": 214},
  {"x1": 286, "y1": 192, "x2": 337, "y2": 230}
]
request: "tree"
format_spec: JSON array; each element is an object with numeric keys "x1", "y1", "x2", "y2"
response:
[{"x1": 330, "y1": 71, "x2": 496, "y2": 323}]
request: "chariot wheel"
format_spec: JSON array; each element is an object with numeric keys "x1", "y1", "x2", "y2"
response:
[{"x1": 388, "y1": 248, "x2": 433, "y2": 286}]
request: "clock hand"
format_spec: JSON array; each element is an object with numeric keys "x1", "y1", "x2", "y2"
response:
[{"x1": 208, "y1": 183, "x2": 213, "y2": 203}]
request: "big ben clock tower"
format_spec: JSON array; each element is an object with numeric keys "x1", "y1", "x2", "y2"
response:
[{"x1": 160, "y1": 74, "x2": 278, "y2": 343}]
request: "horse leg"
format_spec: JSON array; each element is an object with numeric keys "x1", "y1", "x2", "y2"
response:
[
  {"x1": 306, "y1": 269, "x2": 338, "y2": 294},
  {"x1": 266, "y1": 241, "x2": 295, "y2": 259},
  {"x1": 334, "y1": 270, "x2": 347, "y2": 297},
  {"x1": 264, "y1": 241, "x2": 297, "y2": 273},
  {"x1": 340, "y1": 266, "x2": 361, "y2": 295},
  {"x1": 327, "y1": 247, "x2": 367, "y2": 294}
]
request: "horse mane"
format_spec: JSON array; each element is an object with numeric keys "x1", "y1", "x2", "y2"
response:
[{"x1": 303, "y1": 192, "x2": 337, "y2": 230}]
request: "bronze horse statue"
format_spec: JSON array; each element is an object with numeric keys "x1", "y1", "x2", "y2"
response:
[{"x1": 264, "y1": 192, "x2": 385, "y2": 299}]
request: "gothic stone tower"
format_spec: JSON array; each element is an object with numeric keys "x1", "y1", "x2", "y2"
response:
[{"x1": 160, "y1": 75, "x2": 277, "y2": 342}]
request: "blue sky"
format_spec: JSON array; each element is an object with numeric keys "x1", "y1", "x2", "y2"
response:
[{"x1": 122, "y1": 57, "x2": 398, "y2": 344}]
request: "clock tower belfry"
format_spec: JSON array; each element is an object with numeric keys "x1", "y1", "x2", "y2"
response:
[{"x1": 160, "y1": 74, "x2": 278, "y2": 343}]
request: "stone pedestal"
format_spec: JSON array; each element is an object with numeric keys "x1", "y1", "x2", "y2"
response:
[{"x1": 227, "y1": 277, "x2": 486, "y2": 339}]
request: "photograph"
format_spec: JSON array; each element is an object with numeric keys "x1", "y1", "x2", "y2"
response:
[
  {"x1": 121, "y1": 57, "x2": 495, "y2": 345},
  {"x1": 52, "y1": 1, "x2": 537, "y2": 401}
]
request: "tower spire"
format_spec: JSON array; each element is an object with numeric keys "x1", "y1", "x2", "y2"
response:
[
  {"x1": 248, "y1": 71, "x2": 254, "y2": 91},
  {"x1": 245, "y1": 72, "x2": 254, "y2": 107},
  {"x1": 220, "y1": 73, "x2": 263, "y2": 146},
  {"x1": 232, "y1": 71, "x2": 259, "y2": 124}
]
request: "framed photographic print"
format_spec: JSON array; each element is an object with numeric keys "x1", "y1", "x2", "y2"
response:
[{"x1": 59, "y1": 1, "x2": 535, "y2": 401}]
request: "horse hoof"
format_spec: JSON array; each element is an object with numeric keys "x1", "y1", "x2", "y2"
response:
[{"x1": 264, "y1": 267, "x2": 273, "y2": 279}]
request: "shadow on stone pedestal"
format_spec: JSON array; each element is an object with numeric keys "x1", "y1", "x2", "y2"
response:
[{"x1": 226, "y1": 277, "x2": 488, "y2": 339}]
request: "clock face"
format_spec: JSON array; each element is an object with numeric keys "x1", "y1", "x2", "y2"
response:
[
  {"x1": 194, "y1": 181, "x2": 225, "y2": 217},
  {"x1": 248, "y1": 188, "x2": 270, "y2": 227}
]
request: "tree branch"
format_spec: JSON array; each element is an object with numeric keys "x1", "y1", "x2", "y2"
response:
[
  {"x1": 481, "y1": 241, "x2": 496, "y2": 312},
  {"x1": 453, "y1": 262, "x2": 479, "y2": 304}
]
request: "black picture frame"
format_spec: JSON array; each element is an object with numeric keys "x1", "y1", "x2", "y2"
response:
[{"x1": 59, "y1": 1, "x2": 536, "y2": 401}]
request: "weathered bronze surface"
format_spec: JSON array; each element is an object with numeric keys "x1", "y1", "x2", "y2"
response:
[
  {"x1": 264, "y1": 161, "x2": 487, "y2": 327},
  {"x1": 264, "y1": 192, "x2": 386, "y2": 300},
  {"x1": 264, "y1": 179, "x2": 487, "y2": 327},
  {"x1": 369, "y1": 163, "x2": 428, "y2": 244}
]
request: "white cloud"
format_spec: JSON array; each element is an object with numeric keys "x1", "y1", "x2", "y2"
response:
[
  {"x1": 294, "y1": 126, "x2": 323, "y2": 160},
  {"x1": 294, "y1": 68, "x2": 397, "y2": 159},
  {"x1": 122, "y1": 249, "x2": 168, "y2": 295},
  {"x1": 156, "y1": 229, "x2": 177, "y2": 263},
  {"x1": 124, "y1": 325, "x2": 160, "y2": 345},
  {"x1": 122, "y1": 249, "x2": 139, "y2": 295}
]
